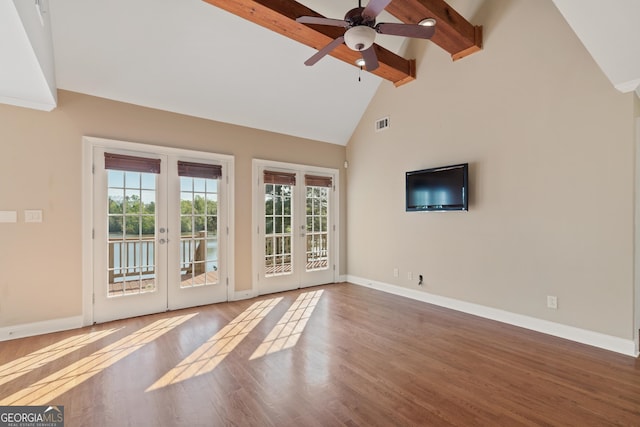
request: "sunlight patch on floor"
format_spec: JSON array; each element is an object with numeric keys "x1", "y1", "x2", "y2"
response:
[
  {"x1": 0, "y1": 313, "x2": 196, "y2": 406},
  {"x1": 146, "y1": 297, "x2": 283, "y2": 392},
  {"x1": 250, "y1": 290, "x2": 323, "y2": 360},
  {"x1": 0, "y1": 328, "x2": 120, "y2": 388}
]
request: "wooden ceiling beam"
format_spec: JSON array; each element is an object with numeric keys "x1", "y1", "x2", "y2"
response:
[
  {"x1": 202, "y1": 0, "x2": 416, "y2": 86},
  {"x1": 202, "y1": 0, "x2": 482, "y2": 86},
  {"x1": 385, "y1": 0, "x2": 482, "y2": 61}
]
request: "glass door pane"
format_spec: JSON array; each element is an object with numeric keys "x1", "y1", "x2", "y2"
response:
[
  {"x1": 305, "y1": 185, "x2": 329, "y2": 272},
  {"x1": 107, "y1": 170, "x2": 157, "y2": 296},
  {"x1": 180, "y1": 176, "x2": 219, "y2": 287},
  {"x1": 264, "y1": 183, "x2": 293, "y2": 277}
]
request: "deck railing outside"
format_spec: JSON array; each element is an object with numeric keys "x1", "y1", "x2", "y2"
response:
[{"x1": 108, "y1": 233, "x2": 208, "y2": 283}]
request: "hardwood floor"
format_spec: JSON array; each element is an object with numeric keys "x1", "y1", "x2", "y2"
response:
[{"x1": 1, "y1": 283, "x2": 639, "y2": 426}]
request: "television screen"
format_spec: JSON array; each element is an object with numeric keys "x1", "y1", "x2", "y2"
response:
[{"x1": 406, "y1": 163, "x2": 468, "y2": 212}]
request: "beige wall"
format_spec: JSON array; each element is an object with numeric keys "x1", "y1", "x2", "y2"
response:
[
  {"x1": 0, "y1": 91, "x2": 346, "y2": 326},
  {"x1": 346, "y1": 0, "x2": 636, "y2": 339}
]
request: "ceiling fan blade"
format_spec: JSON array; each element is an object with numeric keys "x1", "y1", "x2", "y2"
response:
[
  {"x1": 296, "y1": 16, "x2": 349, "y2": 28},
  {"x1": 304, "y1": 36, "x2": 345, "y2": 66},
  {"x1": 361, "y1": 0, "x2": 392, "y2": 21},
  {"x1": 376, "y1": 23, "x2": 436, "y2": 39},
  {"x1": 360, "y1": 46, "x2": 379, "y2": 71}
]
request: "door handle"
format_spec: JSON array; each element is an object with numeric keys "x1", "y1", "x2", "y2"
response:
[{"x1": 158, "y1": 238, "x2": 168, "y2": 244}]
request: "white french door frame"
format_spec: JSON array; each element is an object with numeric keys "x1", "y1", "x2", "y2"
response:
[
  {"x1": 81, "y1": 136, "x2": 235, "y2": 326},
  {"x1": 252, "y1": 159, "x2": 340, "y2": 296},
  {"x1": 635, "y1": 117, "x2": 640, "y2": 356}
]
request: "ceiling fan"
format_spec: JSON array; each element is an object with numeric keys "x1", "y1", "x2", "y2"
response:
[{"x1": 296, "y1": 0, "x2": 436, "y2": 72}]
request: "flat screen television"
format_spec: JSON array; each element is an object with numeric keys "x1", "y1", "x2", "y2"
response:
[{"x1": 406, "y1": 163, "x2": 468, "y2": 212}]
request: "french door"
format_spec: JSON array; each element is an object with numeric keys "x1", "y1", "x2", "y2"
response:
[
  {"x1": 254, "y1": 161, "x2": 338, "y2": 295},
  {"x1": 89, "y1": 140, "x2": 231, "y2": 324}
]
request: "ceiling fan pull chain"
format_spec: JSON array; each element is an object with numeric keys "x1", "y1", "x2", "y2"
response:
[{"x1": 358, "y1": 65, "x2": 363, "y2": 82}]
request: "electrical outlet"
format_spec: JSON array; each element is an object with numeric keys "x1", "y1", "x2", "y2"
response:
[
  {"x1": 393, "y1": 268, "x2": 399, "y2": 278},
  {"x1": 407, "y1": 271, "x2": 413, "y2": 281},
  {"x1": 24, "y1": 210, "x2": 43, "y2": 223},
  {"x1": 547, "y1": 295, "x2": 558, "y2": 309}
]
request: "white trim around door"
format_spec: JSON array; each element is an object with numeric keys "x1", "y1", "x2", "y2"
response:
[
  {"x1": 252, "y1": 159, "x2": 340, "y2": 296},
  {"x1": 82, "y1": 136, "x2": 235, "y2": 325}
]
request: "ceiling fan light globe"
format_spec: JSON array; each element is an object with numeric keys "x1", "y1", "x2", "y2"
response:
[
  {"x1": 344, "y1": 26, "x2": 376, "y2": 51},
  {"x1": 419, "y1": 18, "x2": 436, "y2": 27}
]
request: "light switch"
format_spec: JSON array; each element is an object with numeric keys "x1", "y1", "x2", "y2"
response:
[
  {"x1": 0, "y1": 211, "x2": 18, "y2": 223},
  {"x1": 24, "y1": 210, "x2": 43, "y2": 223}
]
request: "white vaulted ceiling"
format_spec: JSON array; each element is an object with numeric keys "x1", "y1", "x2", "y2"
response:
[
  {"x1": 0, "y1": 0, "x2": 56, "y2": 110},
  {"x1": 1, "y1": 0, "x2": 639, "y2": 145},
  {"x1": 551, "y1": 0, "x2": 640, "y2": 94},
  {"x1": 48, "y1": 0, "x2": 407, "y2": 145}
]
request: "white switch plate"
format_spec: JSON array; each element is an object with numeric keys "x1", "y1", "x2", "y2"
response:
[
  {"x1": 24, "y1": 210, "x2": 43, "y2": 223},
  {"x1": 0, "y1": 211, "x2": 17, "y2": 223}
]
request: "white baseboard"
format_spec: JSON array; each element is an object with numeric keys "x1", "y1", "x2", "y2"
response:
[
  {"x1": 347, "y1": 275, "x2": 638, "y2": 357},
  {"x1": 0, "y1": 316, "x2": 84, "y2": 342}
]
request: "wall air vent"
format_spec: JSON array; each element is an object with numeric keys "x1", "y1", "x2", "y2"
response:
[{"x1": 375, "y1": 116, "x2": 390, "y2": 132}]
